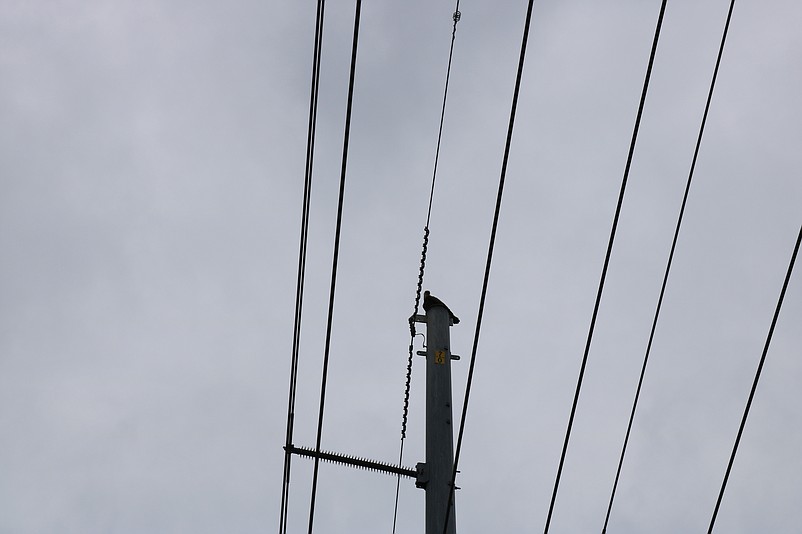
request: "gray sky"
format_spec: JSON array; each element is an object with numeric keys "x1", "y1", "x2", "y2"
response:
[{"x1": 1, "y1": 1, "x2": 801, "y2": 533}]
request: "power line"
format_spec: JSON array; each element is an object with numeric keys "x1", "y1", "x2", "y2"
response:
[
  {"x1": 601, "y1": 1, "x2": 735, "y2": 531},
  {"x1": 707, "y1": 224, "x2": 802, "y2": 532},
  {"x1": 280, "y1": 1, "x2": 325, "y2": 532},
  {"x1": 543, "y1": 1, "x2": 668, "y2": 532},
  {"x1": 442, "y1": 0, "x2": 537, "y2": 531},
  {"x1": 307, "y1": 1, "x2": 362, "y2": 532},
  {"x1": 393, "y1": 3, "x2": 461, "y2": 533},
  {"x1": 426, "y1": 1, "x2": 461, "y2": 228}
]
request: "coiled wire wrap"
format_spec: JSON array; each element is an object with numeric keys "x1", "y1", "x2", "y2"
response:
[{"x1": 402, "y1": 226, "x2": 428, "y2": 439}]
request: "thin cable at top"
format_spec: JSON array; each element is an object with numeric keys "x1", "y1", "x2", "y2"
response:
[
  {"x1": 280, "y1": 1, "x2": 325, "y2": 532},
  {"x1": 442, "y1": 0, "x2": 536, "y2": 531},
  {"x1": 393, "y1": 4, "x2": 461, "y2": 533},
  {"x1": 600, "y1": 2, "x2": 735, "y2": 532},
  {"x1": 707, "y1": 224, "x2": 802, "y2": 532},
  {"x1": 543, "y1": 2, "x2": 668, "y2": 532},
  {"x1": 307, "y1": 1, "x2": 362, "y2": 532},
  {"x1": 426, "y1": 0, "x2": 461, "y2": 228}
]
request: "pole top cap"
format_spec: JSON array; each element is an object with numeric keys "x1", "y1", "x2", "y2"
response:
[{"x1": 423, "y1": 291, "x2": 460, "y2": 324}]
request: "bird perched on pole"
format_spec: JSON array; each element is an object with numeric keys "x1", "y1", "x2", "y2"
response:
[{"x1": 423, "y1": 291, "x2": 460, "y2": 324}]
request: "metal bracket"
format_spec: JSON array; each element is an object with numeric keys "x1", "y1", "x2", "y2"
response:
[
  {"x1": 415, "y1": 462, "x2": 428, "y2": 489},
  {"x1": 416, "y1": 350, "x2": 460, "y2": 360}
]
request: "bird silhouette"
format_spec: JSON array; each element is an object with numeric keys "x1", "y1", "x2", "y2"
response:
[{"x1": 423, "y1": 291, "x2": 460, "y2": 324}]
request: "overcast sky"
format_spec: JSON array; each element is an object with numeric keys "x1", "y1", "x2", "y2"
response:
[{"x1": 2, "y1": 1, "x2": 801, "y2": 533}]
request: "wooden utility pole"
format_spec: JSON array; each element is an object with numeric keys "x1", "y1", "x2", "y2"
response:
[{"x1": 415, "y1": 291, "x2": 459, "y2": 534}]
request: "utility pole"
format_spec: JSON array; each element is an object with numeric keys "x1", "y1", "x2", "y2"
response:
[
  {"x1": 285, "y1": 290, "x2": 460, "y2": 533},
  {"x1": 415, "y1": 291, "x2": 459, "y2": 534}
]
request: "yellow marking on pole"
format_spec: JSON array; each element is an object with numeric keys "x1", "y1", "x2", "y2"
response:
[{"x1": 435, "y1": 350, "x2": 446, "y2": 365}]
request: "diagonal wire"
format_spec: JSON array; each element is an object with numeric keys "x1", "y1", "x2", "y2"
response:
[
  {"x1": 601, "y1": 2, "x2": 735, "y2": 532},
  {"x1": 426, "y1": 0, "x2": 461, "y2": 228},
  {"x1": 707, "y1": 224, "x2": 802, "y2": 533},
  {"x1": 280, "y1": 1, "x2": 325, "y2": 532},
  {"x1": 442, "y1": 0, "x2": 536, "y2": 531},
  {"x1": 544, "y1": 1, "x2": 668, "y2": 532},
  {"x1": 392, "y1": 3, "x2": 461, "y2": 533},
  {"x1": 307, "y1": 1, "x2": 362, "y2": 532}
]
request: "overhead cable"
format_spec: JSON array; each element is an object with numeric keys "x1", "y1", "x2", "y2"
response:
[
  {"x1": 543, "y1": 1, "x2": 668, "y2": 532},
  {"x1": 280, "y1": 1, "x2": 325, "y2": 532},
  {"x1": 425, "y1": 0, "x2": 462, "y2": 228},
  {"x1": 442, "y1": 0, "x2": 537, "y2": 531},
  {"x1": 601, "y1": 1, "x2": 735, "y2": 531},
  {"x1": 707, "y1": 224, "x2": 802, "y2": 532},
  {"x1": 393, "y1": 3, "x2": 461, "y2": 533},
  {"x1": 307, "y1": 1, "x2": 362, "y2": 532}
]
